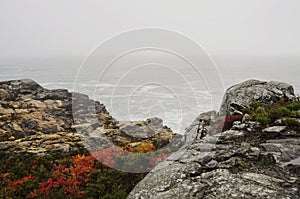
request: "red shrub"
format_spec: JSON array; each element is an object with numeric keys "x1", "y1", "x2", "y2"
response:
[
  {"x1": 8, "y1": 174, "x2": 35, "y2": 191},
  {"x1": 222, "y1": 114, "x2": 243, "y2": 132},
  {"x1": 32, "y1": 154, "x2": 97, "y2": 198}
]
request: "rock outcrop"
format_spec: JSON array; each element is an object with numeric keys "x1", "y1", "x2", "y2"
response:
[
  {"x1": 128, "y1": 80, "x2": 300, "y2": 198},
  {"x1": 0, "y1": 79, "x2": 176, "y2": 155},
  {"x1": 220, "y1": 79, "x2": 295, "y2": 115}
]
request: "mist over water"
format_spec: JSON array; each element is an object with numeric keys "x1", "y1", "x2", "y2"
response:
[{"x1": 1, "y1": 56, "x2": 299, "y2": 134}]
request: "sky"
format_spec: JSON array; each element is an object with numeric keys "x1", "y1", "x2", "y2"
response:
[
  {"x1": 0, "y1": 0, "x2": 299, "y2": 94},
  {"x1": 0, "y1": 0, "x2": 300, "y2": 60}
]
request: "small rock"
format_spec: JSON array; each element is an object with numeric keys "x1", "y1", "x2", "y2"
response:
[
  {"x1": 0, "y1": 89, "x2": 11, "y2": 100},
  {"x1": 231, "y1": 123, "x2": 246, "y2": 130},
  {"x1": 217, "y1": 130, "x2": 245, "y2": 139},
  {"x1": 242, "y1": 114, "x2": 249, "y2": 123},
  {"x1": 232, "y1": 121, "x2": 241, "y2": 126},
  {"x1": 263, "y1": 126, "x2": 287, "y2": 133},
  {"x1": 21, "y1": 119, "x2": 39, "y2": 130},
  {"x1": 274, "y1": 119, "x2": 283, "y2": 125},
  {"x1": 8, "y1": 136, "x2": 15, "y2": 141},
  {"x1": 42, "y1": 126, "x2": 58, "y2": 134},
  {"x1": 206, "y1": 159, "x2": 218, "y2": 169}
]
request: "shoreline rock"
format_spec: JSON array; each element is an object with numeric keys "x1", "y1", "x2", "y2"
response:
[
  {"x1": 0, "y1": 79, "x2": 178, "y2": 155},
  {"x1": 128, "y1": 80, "x2": 300, "y2": 198},
  {"x1": 220, "y1": 79, "x2": 295, "y2": 116}
]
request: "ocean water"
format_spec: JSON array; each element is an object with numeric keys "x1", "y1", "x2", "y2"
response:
[{"x1": 1, "y1": 56, "x2": 299, "y2": 134}]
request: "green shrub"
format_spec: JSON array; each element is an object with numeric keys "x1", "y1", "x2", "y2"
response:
[
  {"x1": 269, "y1": 106, "x2": 291, "y2": 122},
  {"x1": 286, "y1": 100, "x2": 300, "y2": 111},
  {"x1": 283, "y1": 118, "x2": 300, "y2": 127},
  {"x1": 244, "y1": 99, "x2": 300, "y2": 126},
  {"x1": 255, "y1": 112, "x2": 271, "y2": 125},
  {"x1": 242, "y1": 107, "x2": 251, "y2": 114},
  {"x1": 290, "y1": 111, "x2": 300, "y2": 118}
]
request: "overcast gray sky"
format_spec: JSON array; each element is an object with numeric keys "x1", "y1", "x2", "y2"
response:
[{"x1": 0, "y1": 0, "x2": 299, "y2": 59}]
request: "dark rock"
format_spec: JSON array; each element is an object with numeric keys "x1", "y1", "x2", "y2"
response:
[
  {"x1": 3, "y1": 79, "x2": 43, "y2": 95},
  {"x1": 14, "y1": 131, "x2": 36, "y2": 139},
  {"x1": 0, "y1": 89, "x2": 13, "y2": 100},
  {"x1": 21, "y1": 119, "x2": 38, "y2": 130},
  {"x1": 42, "y1": 126, "x2": 58, "y2": 134},
  {"x1": 35, "y1": 89, "x2": 70, "y2": 100},
  {"x1": 0, "y1": 131, "x2": 9, "y2": 142},
  {"x1": 285, "y1": 164, "x2": 300, "y2": 176},
  {"x1": 94, "y1": 101, "x2": 108, "y2": 114}
]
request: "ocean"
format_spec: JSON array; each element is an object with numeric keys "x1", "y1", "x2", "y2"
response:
[{"x1": 1, "y1": 56, "x2": 299, "y2": 134}]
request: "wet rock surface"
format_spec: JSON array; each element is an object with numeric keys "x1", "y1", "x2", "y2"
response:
[
  {"x1": 0, "y1": 79, "x2": 177, "y2": 155},
  {"x1": 129, "y1": 80, "x2": 300, "y2": 198}
]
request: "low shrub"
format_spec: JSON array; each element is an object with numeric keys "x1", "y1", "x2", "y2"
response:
[
  {"x1": 255, "y1": 112, "x2": 271, "y2": 126},
  {"x1": 286, "y1": 100, "x2": 300, "y2": 111},
  {"x1": 0, "y1": 139, "x2": 173, "y2": 199},
  {"x1": 269, "y1": 106, "x2": 291, "y2": 121},
  {"x1": 290, "y1": 110, "x2": 300, "y2": 118},
  {"x1": 282, "y1": 118, "x2": 300, "y2": 127},
  {"x1": 0, "y1": 149, "x2": 149, "y2": 199},
  {"x1": 243, "y1": 99, "x2": 300, "y2": 126}
]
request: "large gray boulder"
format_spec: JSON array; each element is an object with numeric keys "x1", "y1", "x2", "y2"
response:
[
  {"x1": 128, "y1": 80, "x2": 300, "y2": 199},
  {"x1": 219, "y1": 80, "x2": 295, "y2": 115}
]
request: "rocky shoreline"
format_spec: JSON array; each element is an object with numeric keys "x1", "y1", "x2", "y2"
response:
[
  {"x1": 129, "y1": 80, "x2": 300, "y2": 198},
  {"x1": 0, "y1": 79, "x2": 178, "y2": 155},
  {"x1": 1, "y1": 79, "x2": 299, "y2": 198}
]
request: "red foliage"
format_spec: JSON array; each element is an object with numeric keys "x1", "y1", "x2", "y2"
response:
[
  {"x1": 8, "y1": 174, "x2": 35, "y2": 191},
  {"x1": 222, "y1": 114, "x2": 243, "y2": 132},
  {"x1": 92, "y1": 147, "x2": 125, "y2": 168},
  {"x1": 92, "y1": 142, "x2": 156, "y2": 168},
  {"x1": 32, "y1": 154, "x2": 97, "y2": 198},
  {"x1": 27, "y1": 189, "x2": 38, "y2": 199}
]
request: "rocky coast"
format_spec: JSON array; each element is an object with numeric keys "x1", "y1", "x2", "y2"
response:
[
  {"x1": 0, "y1": 79, "x2": 299, "y2": 198},
  {"x1": 0, "y1": 79, "x2": 181, "y2": 198},
  {"x1": 0, "y1": 79, "x2": 176, "y2": 155},
  {"x1": 129, "y1": 80, "x2": 300, "y2": 198}
]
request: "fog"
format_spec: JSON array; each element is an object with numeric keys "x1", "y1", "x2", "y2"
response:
[
  {"x1": 0, "y1": 0, "x2": 299, "y2": 59},
  {"x1": 0, "y1": 0, "x2": 299, "y2": 133}
]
